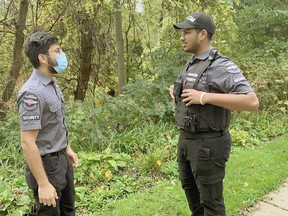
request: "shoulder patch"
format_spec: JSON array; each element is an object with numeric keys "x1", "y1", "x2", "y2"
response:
[
  {"x1": 234, "y1": 77, "x2": 247, "y2": 83},
  {"x1": 22, "y1": 93, "x2": 39, "y2": 111},
  {"x1": 224, "y1": 62, "x2": 241, "y2": 74}
]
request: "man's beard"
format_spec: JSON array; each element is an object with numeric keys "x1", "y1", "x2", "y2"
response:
[
  {"x1": 47, "y1": 58, "x2": 58, "y2": 74},
  {"x1": 190, "y1": 42, "x2": 200, "y2": 54},
  {"x1": 48, "y1": 65, "x2": 57, "y2": 74}
]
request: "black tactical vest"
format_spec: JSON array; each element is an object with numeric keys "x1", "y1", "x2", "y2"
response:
[{"x1": 173, "y1": 49, "x2": 231, "y2": 133}]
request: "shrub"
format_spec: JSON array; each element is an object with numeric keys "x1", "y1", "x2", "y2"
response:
[
  {"x1": 232, "y1": 43, "x2": 288, "y2": 113},
  {"x1": 230, "y1": 128, "x2": 260, "y2": 148}
]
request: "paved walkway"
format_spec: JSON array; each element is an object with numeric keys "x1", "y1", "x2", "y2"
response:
[{"x1": 243, "y1": 181, "x2": 288, "y2": 216}]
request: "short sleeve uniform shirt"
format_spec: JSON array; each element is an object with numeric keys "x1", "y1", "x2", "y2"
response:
[
  {"x1": 182, "y1": 49, "x2": 254, "y2": 94},
  {"x1": 17, "y1": 69, "x2": 68, "y2": 155}
]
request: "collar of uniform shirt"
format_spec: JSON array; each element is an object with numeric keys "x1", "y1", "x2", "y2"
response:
[
  {"x1": 186, "y1": 48, "x2": 214, "y2": 71},
  {"x1": 194, "y1": 48, "x2": 214, "y2": 61},
  {"x1": 50, "y1": 77, "x2": 58, "y2": 87},
  {"x1": 32, "y1": 68, "x2": 53, "y2": 86}
]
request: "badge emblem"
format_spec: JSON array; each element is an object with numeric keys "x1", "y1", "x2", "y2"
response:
[
  {"x1": 224, "y1": 62, "x2": 241, "y2": 74},
  {"x1": 23, "y1": 93, "x2": 39, "y2": 111}
]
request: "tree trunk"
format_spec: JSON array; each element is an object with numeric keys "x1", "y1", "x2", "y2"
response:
[
  {"x1": 73, "y1": 10, "x2": 93, "y2": 101},
  {"x1": 157, "y1": 0, "x2": 164, "y2": 44},
  {"x1": 114, "y1": 0, "x2": 126, "y2": 95},
  {"x1": 0, "y1": 0, "x2": 29, "y2": 119}
]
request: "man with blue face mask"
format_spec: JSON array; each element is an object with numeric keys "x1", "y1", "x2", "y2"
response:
[{"x1": 17, "y1": 31, "x2": 78, "y2": 215}]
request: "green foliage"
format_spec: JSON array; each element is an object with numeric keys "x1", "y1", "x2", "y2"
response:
[
  {"x1": 98, "y1": 135, "x2": 288, "y2": 216},
  {"x1": 0, "y1": 105, "x2": 287, "y2": 214},
  {"x1": 230, "y1": 111, "x2": 288, "y2": 148},
  {"x1": 1, "y1": 0, "x2": 288, "y2": 215},
  {"x1": 0, "y1": 113, "x2": 32, "y2": 215},
  {"x1": 76, "y1": 148, "x2": 131, "y2": 184},
  {"x1": 234, "y1": 0, "x2": 288, "y2": 51},
  {"x1": 74, "y1": 149, "x2": 134, "y2": 212},
  {"x1": 230, "y1": 48, "x2": 288, "y2": 112},
  {"x1": 123, "y1": 80, "x2": 174, "y2": 121},
  {"x1": 0, "y1": 169, "x2": 33, "y2": 215},
  {"x1": 0, "y1": 112, "x2": 23, "y2": 169},
  {"x1": 104, "y1": 122, "x2": 178, "y2": 153},
  {"x1": 230, "y1": 128, "x2": 260, "y2": 148},
  {"x1": 74, "y1": 146, "x2": 175, "y2": 214},
  {"x1": 139, "y1": 149, "x2": 165, "y2": 175},
  {"x1": 141, "y1": 47, "x2": 190, "y2": 84},
  {"x1": 227, "y1": 0, "x2": 288, "y2": 114},
  {"x1": 67, "y1": 83, "x2": 176, "y2": 151}
]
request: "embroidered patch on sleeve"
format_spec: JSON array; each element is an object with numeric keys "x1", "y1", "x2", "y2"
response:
[
  {"x1": 22, "y1": 93, "x2": 39, "y2": 111},
  {"x1": 234, "y1": 77, "x2": 247, "y2": 83},
  {"x1": 22, "y1": 115, "x2": 40, "y2": 121},
  {"x1": 224, "y1": 62, "x2": 241, "y2": 74}
]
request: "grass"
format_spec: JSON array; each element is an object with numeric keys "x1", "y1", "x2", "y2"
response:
[
  {"x1": 92, "y1": 180, "x2": 189, "y2": 216},
  {"x1": 1, "y1": 110, "x2": 287, "y2": 214},
  {"x1": 90, "y1": 134, "x2": 288, "y2": 216}
]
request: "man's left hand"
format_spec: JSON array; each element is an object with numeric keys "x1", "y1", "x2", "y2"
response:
[
  {"x1": 181, "y1": 89, "x2": 203, "y2": 106},
  {"x1": 66, "y1": 145, "x2": 79, "y2": 167}
]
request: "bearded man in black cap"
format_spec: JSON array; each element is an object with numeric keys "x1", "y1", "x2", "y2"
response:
[{"x1": 169, "y1": 12, "x2": 259, "y2": 216}]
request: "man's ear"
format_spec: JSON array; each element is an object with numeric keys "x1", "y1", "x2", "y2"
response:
[
  {"x1": 38, "y1": 54, "x2": 47, "y2": 64},
  {"x1": 199, "y1": 29, "x2": 208, "y2": 41}
]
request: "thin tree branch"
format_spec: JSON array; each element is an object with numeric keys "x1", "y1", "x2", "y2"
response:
[
  {"x1": 0, "y1": 29, "x2": 15, "y2": 34},
  {"x1": 0, "y1": 0, "x2": 14, "y2": 23},
  {"x1": 28, "y1": 0, "x2": 35, "y2": 27},
  {"x1": 56, "y1": 76, "x2": 78, "y2": 83},
  {"x1": 35, "y1": 0, "x2": 39, "y2": 26},
  {"x1": 48, "y1": 1, "x2": 70, "y2": 31}
]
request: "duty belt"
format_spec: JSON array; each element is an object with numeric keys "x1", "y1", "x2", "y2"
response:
[
  {"x1": 41, "y1": 148, "x2": 66, "y2": 158},
  {"x1": 180, "y1": 129, "x2": 227, "y2": 139}
]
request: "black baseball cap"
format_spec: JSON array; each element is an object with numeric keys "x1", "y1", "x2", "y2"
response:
[{"x1": 173, "y1": 12, "x2": 216, "y2": 35}]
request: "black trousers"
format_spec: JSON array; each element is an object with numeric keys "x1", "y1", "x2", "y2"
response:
[
  {"x1": 25, "y1": 153, "x2": 75, "y2": 216},
  {"x1": 178, "y1": 132, "x2": 231, "y2": 216}
]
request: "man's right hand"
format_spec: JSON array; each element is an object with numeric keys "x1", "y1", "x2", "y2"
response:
[
  {"x1": 38, "y1": 182, "x2": 58, "y2": 207},
  {"x1": 169, "y1": 84, "x2": 175, "y2": 100},
  {"x1": 21, "y1": 131, "x2": 58, "y2": 207}
]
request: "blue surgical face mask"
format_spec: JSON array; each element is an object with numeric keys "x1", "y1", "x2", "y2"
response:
[{"x1": 53, "y1": 53, "x2": 68, "y2": 73}]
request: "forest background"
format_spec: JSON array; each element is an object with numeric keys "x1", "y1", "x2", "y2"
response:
[{"x1": 0, "y1": 0, "x2": 287, "y2": 215}]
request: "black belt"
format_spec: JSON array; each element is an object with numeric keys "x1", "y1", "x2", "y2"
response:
[
  {"x1": 180, "y1": 130, "x2": 227, "y2": 139},
  {"x1": 41, "y1": 148, "x2": 66, "y2": 158}
]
